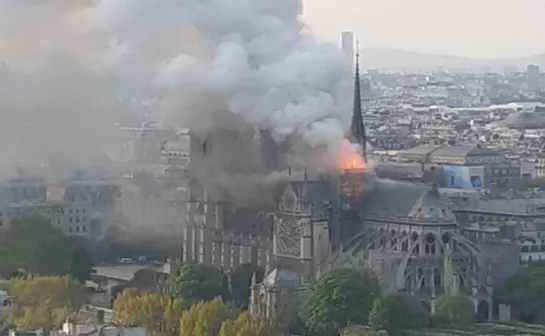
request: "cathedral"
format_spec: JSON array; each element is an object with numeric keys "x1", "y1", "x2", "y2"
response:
[{"x1": 182, "y1": 56, "x2": 516, "y2": 323}]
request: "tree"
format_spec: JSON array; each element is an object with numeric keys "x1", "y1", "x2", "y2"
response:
[
  {"x1": 168, "y1": 262, "x2": 223, "y2": 305},
  {"x1": 220, "y1": 272, "x2": 232, "y2": 302},
  {"x1": 301, "y1": 267, "x2": 381, "y2": 335},
  {"x1": 219, "y1": 312, "x2": 278, "y2": 336},
  {"x1": 0, "y1": 276, "x2": 88, "y2": 330},
  {"x1": 368, "y1": 293, "x2": 430, "y2": 335},
  {"x1": 433, "y1": 294, "x2": 475, "y2": 328},
  {"x1": 342, "y1": 325, "x2": 389, "y2": 336},
  {"x1": 230, "y1": 263, "x2": 265, "y2": 309},
  {"x1": 69, "y1": 247, "x2": 94, "y2": 283},
  {"x1": 495, "y1": 262, "x2": 545, "y2": 323},
  {"x1": 112, "y1": 288, "x2": 183, "y2": 336},
  {"x1": 0, "y1": 216, "x2": 73, "y2": 276},
  {"x1": 180, "y1": 297, "x2": 239, "y2": 336}
]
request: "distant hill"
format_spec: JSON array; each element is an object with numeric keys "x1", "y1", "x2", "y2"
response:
[{"x1": 359, "y1": 48, "x2": 545, "y2": 71}]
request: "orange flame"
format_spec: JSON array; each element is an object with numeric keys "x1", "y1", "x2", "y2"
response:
[{"x1": 336, "y1": 138, "x2": 367, "y2": 171}]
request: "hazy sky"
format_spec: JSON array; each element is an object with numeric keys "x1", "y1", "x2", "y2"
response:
[{"x1": 303, "y1": 0, "x2": 545, "y2": 59}]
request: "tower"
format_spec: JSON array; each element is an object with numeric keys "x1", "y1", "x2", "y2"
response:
[{"x1": 350, "y1": 53, "x2": 366, "y2": 157}]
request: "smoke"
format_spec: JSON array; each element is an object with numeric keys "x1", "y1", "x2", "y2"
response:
[{"x1": 0, "y1": 0, "x2": 354, "y2": 178}]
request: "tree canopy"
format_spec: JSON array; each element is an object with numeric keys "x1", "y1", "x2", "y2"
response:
[
  {"x1": 69, "y1": 247, "x2": 94, "y2": 283},
  {"x1": 180, "y1": 297, "x2": 239, "y2": 336},
  {"x1": 495, "y1": 262, "x2": 545, "y2": 324},
  {"x1": 433, "y1": 294, "x2": 475, "y2": 328},
  {"x1": 497, "y1": 262, "x2": 545, "y2": 322},
  {"x1": 229, "y1": 263, "x2": 265, "y2": 309},
  {"x1": 368, "y1": 293, "x2": 430, "y2": 335},
  {"x1": 112, "y1": 288, "x2": 183, "y2": 336},
  {"x1": 219, "y1": 312, "x2": 278, "y2": 336},
  {"x1": 0, "y1": 216, "x2": 74, "y2": 276},
  {"x1": 0, "y1": 276, "x2": 88, "y2": 330},
  {"x1": 301, "y1": 267, "x2": 381, "y2": 335},
  {"x1": 168, "y1": 262, "x2": 224, "y2": 305}
]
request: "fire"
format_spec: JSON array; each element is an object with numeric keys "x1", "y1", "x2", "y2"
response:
[{"x1": 336, "y1": 138, "x2": 367, "y2": 171}]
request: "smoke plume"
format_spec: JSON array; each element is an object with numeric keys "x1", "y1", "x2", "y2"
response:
[{"x1": 0, "y1": 0, "x2": 354, "y2": 176}]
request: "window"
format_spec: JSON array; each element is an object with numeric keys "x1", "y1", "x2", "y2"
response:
[{"x1": 76, "y1": 226, "x2": 80, "y2": 233}]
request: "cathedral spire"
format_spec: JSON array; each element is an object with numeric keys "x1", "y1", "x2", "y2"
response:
[
  {"x1": 350, "y1": 48, "x2": 366, "y2": 155},
  {"x1": 302, "y1": 167, "x2": 308, "y2": 199}
]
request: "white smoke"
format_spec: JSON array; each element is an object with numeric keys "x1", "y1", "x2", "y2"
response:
[{"x1": 0, "y1": 0, "x2": 354, "y2": 176}]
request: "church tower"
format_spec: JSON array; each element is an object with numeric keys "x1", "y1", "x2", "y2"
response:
[{"x1": 350, "y1": 52, "x2": 366, "y2": 157}]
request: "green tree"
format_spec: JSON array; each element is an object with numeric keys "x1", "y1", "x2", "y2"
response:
[
  {"x1": 495, "y1": 262, "x2": 545, "y2": 323},
  {"x1": 230, "y1": 263, "x2": 265, "y2": 309},
  {"x1": 0, "y1": 216, "x2": 73, "y2": 276},
  {"x1": 301, "y1": 267, "x2": 381, "y2": 335},
  {"x1": 219, "y1": 312, "x2": 278, "y2": 336},
  {"x1": 433, "y1": 294, "x2": 475, "y2": 328},
  {"x1": 69, "y1": 247, "x2": 94, "y2": 283},
  {"x1": 168, "y1": 262, "x2": 223, "y2": 305},
  {"x1": 220, "y1": 272, "x2": 232, "y2": 302},
  {"x1": 0, "y1": 276, "x2": 88, "y2": 330},
  {"x1": 368, "y1": 293, "x2": 430, "y2": 335},
  {"x1": 342, "y1": 325, "x2": 389, "y2": 336},
  {"x1": 180, "y1": 297, "x2": 239, "y2": 336}
]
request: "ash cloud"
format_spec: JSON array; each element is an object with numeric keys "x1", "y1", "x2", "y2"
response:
[{"x1": 0, "y1": 0, "x2": 354, "y2": 177}]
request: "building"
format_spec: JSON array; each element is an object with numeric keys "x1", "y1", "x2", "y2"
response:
[
  {"x1": 527, "y1": 64, "x2": 540, "y2": 93},
  {"x1": 398, "y1": 144, "x2": 533, "y2": 187},
  {"x1": 183, "y1": 58, "x2": 517, "y2": 324},
  {"x1": 111, "y1": 123, "x2": 175, "y2": 165},
  {"x1": 0, "y1": 178, "x2": 120, "y2": 240}
]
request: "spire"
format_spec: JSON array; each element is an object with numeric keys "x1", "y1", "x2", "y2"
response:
[
  {"x1": 302, "y1": 167, "x2": 308, "y2": 199},
  {"x1": 350, "y1": 47, "x2": 366, "y2": 155}
]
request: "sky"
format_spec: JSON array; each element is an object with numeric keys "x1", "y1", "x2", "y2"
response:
[{"x1": 302, "y1": 0, "x2": 545, "y2": 59}]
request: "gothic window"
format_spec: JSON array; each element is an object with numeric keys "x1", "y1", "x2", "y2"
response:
[
  {"x1": 425, "y1": 233, "x2": 436, "y2": 255},
  {"x1": 433, "y1": 269, "x2": 441, "y2": 287}
]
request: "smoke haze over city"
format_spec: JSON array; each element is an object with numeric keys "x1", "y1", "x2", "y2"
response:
[{"x1": 0, "y1": 0, "x2": 354, "y2": 177}]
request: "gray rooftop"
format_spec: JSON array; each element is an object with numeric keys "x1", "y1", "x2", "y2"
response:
[
  {"x1": 432, "y1": 146, "x2": 499, "y2": 158},
  {"x1": 262, "y1": 267, "x2": 300, "y2": 289}
]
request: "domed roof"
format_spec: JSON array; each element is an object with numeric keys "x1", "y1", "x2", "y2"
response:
[
  {"x1": 407, "y1": 185, "x2": 457, "y2": 225},
  {"x1": 262, "y1": 267, "x2": 300, "y2": 289}
]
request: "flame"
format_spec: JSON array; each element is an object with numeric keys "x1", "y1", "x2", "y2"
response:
[{"x1": 336, "y1": 138, "x2": 366, "y2": 171}]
